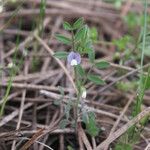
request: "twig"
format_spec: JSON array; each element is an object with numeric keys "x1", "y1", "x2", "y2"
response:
[
  {"x1": 20, "y1": 128, "x2": 45, "y2": 150},
  {"x1": 0, "y1": 103, "x2": 32, "y2": 127},
  {"x1": 20, "y1": 137, "x2": 54, "y2": 150},
  {"x1": 78, "y1": 123, "x2": 93, "y2": 150}
]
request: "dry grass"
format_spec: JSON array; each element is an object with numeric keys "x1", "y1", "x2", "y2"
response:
[{"x1": 0, "y1": 0, "x2": 150, "y2": 150}]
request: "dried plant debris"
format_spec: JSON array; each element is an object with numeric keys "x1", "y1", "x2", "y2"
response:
[{"x1": 0, "y1": 0, "x2": 150, "y2": 150}]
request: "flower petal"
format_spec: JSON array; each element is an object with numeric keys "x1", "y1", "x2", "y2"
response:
[
  {"x1": 75, "y1": 53, "x2": 81, "y2": 64},
  {"x1": 67, "y1": 51, "x2": 81, "y2": 66},
  {"x1": 71, "y1": 59, "x2": 78, "y2": 66}
]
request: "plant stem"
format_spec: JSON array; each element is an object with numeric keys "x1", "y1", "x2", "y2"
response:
[
  {"x1": 71, "y1": 31, "x2": 75, "y2": 51},
  {"x1": 135, "y1": 0, "x2": 147, "y2": 116},
  {"x1": 71, "y1": 30, "x2": 81, "y2": 132},
  {"x1": 83, "y1": 64, "x2": 94, "y2": 84},
  {"x1": 74, "y1": 67, "x2": 81, "y2": 132},
  {"x1": 140, "y1": 0, "x2": 147, "y2": 71}
]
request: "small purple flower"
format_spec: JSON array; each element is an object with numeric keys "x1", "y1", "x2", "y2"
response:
[{"x1": 67, "y1": 51, "x2": 81, "y2": 66}]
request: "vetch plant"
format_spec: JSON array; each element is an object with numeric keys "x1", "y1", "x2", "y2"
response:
[{"x1": 54, "y1": 18, "x2": 110, "y2": 137}]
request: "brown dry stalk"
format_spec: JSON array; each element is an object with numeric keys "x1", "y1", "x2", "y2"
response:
[
  {"x1": 95, "y1": 107, "x2": 150, "y2": 150},
  {"x1": 20, "y1": 128, "x2": 45, "y2": 150},
  {"x1": 0, "y1": 129, "x2": 23, "y2": 142},
  {"x1": 78, "y1": 123, "x2": 93, "y2": 150}
]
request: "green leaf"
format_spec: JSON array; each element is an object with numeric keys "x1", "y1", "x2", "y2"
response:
[
  {"x1": 83, "y1": 41, "x2": 93, "y2": 54},
  {"x1": 88, "y1": 49, "x2": 95, "y2": 64},
  {"x1": 75, "y1": 25, "x2": 88, "y2": 41},
  {"x1": 59, "y1": 119, "x2": 68, "y2": 129},
  {"x1": 85, "y1": 112, "x2": 99, "y2": 137},
  {"x1": 73, "y1": 17, "x2": 84, "y2": 29},
  {"x1": 67, "y1": 145, "x2": 74, "y2": 150},
  {"x1": 114, "y1": 0, "x2": 122, "y2": 9},
  {"x1": 95, "y1": 61, "x2": 110, "y2": 69},
  {"x1": 53, "y1": 51, "x2": 68, "y2": 59},
  {"x1": 63, "y1": 22, "x2": 73, "y2": 30},
  {"x1": 115, "y1": 143, "x2": 132, "y2": 150},
  {"x1": 75, "y1": 65, "x2": 85, "y2": 77},
  {"x1": 82, "y1": 111, "x2": 89, "y2": 124},
  {"x1": 53, "y1": 100, "x2": 61, "y2": 106},
  {"x1": 55, "y1": 34, "x2": 71, "y2": 45},
  {"x1": 87, "y1": 74, "x2": 105, "y2": 85},
  {"x1": 89, "y1": 27, "x2": 98, "y2": 41},
  {"x1": 113, "y1": 35, "x2": 131, "y2": 51},
  {"x1": 76, "y1": 79, "x2": 82, "y2": 92},
  {"x1": 116, "y1": 81, "x2": 136, "y2": 92},
  {"x1": 142, "y1": 73, "x2": 150, "y2": 90},
  {"x1": 64, "y1": 102, "x2": 71, "y2": 120},
  {"x1": 139, "y1": 34, "x2": 150, "y2": 56},
  {"x1": 123, "y1": 12, "x2": 141, "y2": 28}
]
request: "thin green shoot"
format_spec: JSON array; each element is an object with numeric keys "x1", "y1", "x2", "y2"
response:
[
  {"x1": 0, "y1": 20, "x2": 23, "y2": 117},
  {"x1": 39, "y1": 0, "x2": 46, "y2": 35},
  {"x1": 134, "y1": 0, "x2": 148, "y2": 116}
]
